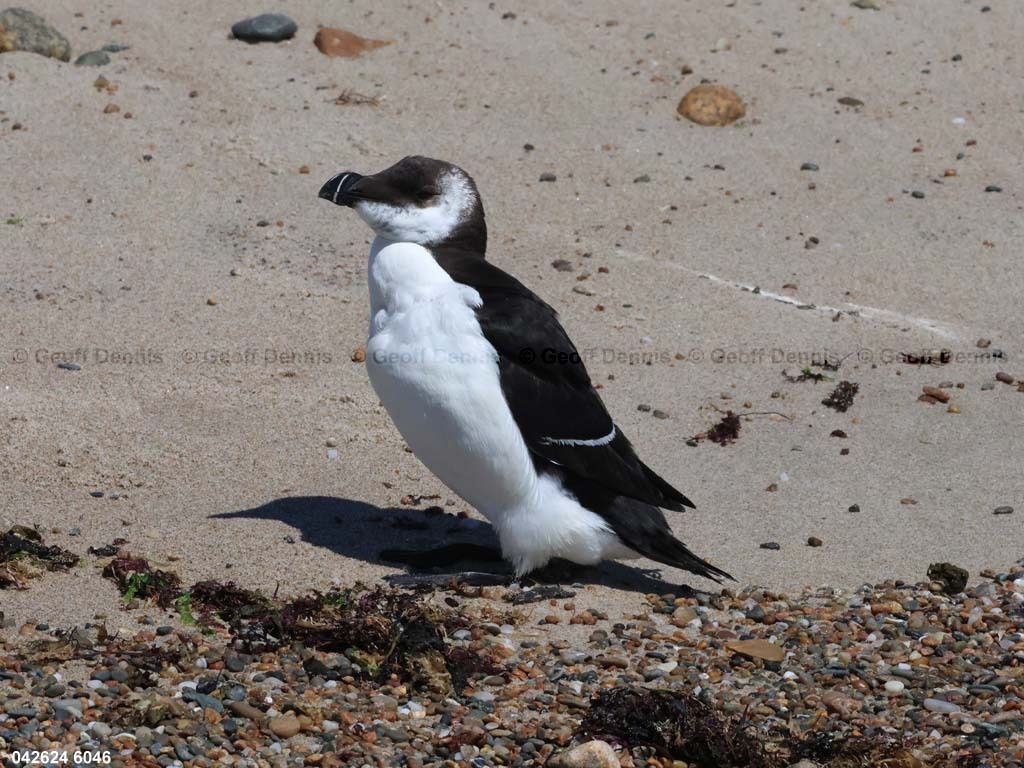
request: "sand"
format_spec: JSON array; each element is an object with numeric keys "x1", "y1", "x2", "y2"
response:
[{"x1": 1, "y1": 0, "x2": 1022, "y2": 632}]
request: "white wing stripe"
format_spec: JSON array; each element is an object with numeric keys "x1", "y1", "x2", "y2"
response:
[{"x1": 538, "y1": 426, "x2": 616, "y2": 447}]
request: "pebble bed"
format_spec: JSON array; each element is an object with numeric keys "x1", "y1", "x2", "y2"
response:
[{"x1": 2, "y1": 567, "x2": 1022, "y2": 768}]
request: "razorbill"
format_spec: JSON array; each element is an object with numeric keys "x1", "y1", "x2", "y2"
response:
[{"x1": 318, "y1": 156, "x2": 731, "y2": 583}]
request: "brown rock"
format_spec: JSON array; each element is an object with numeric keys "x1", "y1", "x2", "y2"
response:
[
  {"x1": 351, "y1": 345, "x2": 366, "y2": 363},
  {"x1": 314, "y1": 27, "x2": 390, "y2": 58},
  {"x1": 676, "y1": 85, "x2": 745, "y2": 126},
  {"x1": 227, "y1": 701, "x2": 266, "y2": 721},
  {"x1": 103, "y1": 103, "x2": 120, "y2": 114},
  {"x1": 807, "y1": 536, "x2": 823, "y2": 547},
  {"x1": 672, "y1": 605, "x2": 698, "y2": 623},
  {"x1": 922, "y1": 385, "x2": 950, "y2": 403},
  {"x1": 821, "y1": 690, "x2": 856, "y2": 718},
  {"x1": 725, "y1": 638, "x2": 785, "y2": 662},
  {"x1": 995, "y1": 371, "x2": 1015, "y2": 384},
  {"x1": 267, "y1": 712, "x2": 301, "y2": 738}
]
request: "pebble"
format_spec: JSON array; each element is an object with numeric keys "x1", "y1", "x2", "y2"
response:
[
  {"x1": 0, "y1": 8, "x2": 70, "y2": 61},
  {"x1": 807, "y1": 536, "x2": 823, "y2": 547},
  {"x1": 995, "y1": 372, "x2": 1014, "y2": 384},
  {"x1": 923, "y1": 698, "x2": 960, "y2": 715},
  {"x1": 677, "y1": 85, "x2": 745, "y2": 126},
  {"x1": 182, "y1": 689, "x2": 223, "y2": 713},
  {"x1": 539, "y1": 172, "x2": 557, "y2": 182},
  {"x1": 74, "y1": 50, "x2": 110, "y2": 67},
  {"x1": 994, "y1": 506, "x2": 1013, "y2": 515},
  {"x1": 231, "y1": 14, "x2": 298, "y2": 43},
  {"x1": 547, "y1": 740, "x2": 620, "y2": 768},
  {"x1": 760, "y1": 541, "x2": 781, "y2": 550},
  {"x1": 800, "y1": 162, "x2": 819, "y2": 171},
  {"x1": 922, "y1": 385, "x2": 950, "y2": 403},
  {"x1": 314, "y1": 27, "x2": 390, "y2": 58},
  {"x1": 267, "y1": 712, "x2": 301, "y2": 738},
  {"x1": 52, "y1": 699, "x2": 83, "y2": 720},
  {"x1": 884, "y1": 680, "x2": 905, "y2": 695}
]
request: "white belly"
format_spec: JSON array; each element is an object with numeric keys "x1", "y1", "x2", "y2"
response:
[
  {"x1": 366, "y1": 326, "x2": 536, "y2": 513},
  {"x1": 364, "y1": 237, "x2": 622, "y2": 574},
  {"x1": 364, "y1": 239, "x2": 536, "y2": 514}
]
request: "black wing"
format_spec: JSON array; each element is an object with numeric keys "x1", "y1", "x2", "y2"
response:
[{"x1": 434, "y1": 248, "x2": 694, "y2": 511}]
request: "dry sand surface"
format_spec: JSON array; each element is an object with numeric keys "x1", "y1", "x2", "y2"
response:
[{"x1": 2, "y1": 0, "x2": 1023, "y2": 633}]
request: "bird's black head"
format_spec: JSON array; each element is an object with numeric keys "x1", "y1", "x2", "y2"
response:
[{"x1": 318, "y1": 156, "x2": 487, "y2": 253}]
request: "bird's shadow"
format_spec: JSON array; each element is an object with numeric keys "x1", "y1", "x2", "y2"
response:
[{"x1": 211, "y1": 495, "x2": 700, "y2": 595}]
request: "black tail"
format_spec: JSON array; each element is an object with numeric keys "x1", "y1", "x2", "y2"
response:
[
  {"x1": 629, "y1": 523, "x2": 734, "y2": 583},
  {"x1": 639, "y1": 460, "x2": 696, "y2": 511},
  {"x1": 559, "y1": 470, "x2": 732, "y2": 583}
]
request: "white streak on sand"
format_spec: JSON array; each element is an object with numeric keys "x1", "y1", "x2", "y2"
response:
[{"x1": 615, "y1": 249, "x2": 961, "y2": 340}]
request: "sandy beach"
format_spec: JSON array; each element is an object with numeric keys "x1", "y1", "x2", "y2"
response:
[{"x1": 2, "y1": 0, "x2": 1023, "y2": 632}]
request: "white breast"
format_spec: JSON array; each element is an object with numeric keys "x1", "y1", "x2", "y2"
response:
[
  {"x1": 363, "y1": 237, "x2": 623, "y2": 575},
  {"x1": 364, "y1": 238, "x2": 537, "y2": 514}
]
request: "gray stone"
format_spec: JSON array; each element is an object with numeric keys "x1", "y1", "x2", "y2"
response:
[
  {"x1": 52, "y1": 699, "x2": 83, "y2": 720},
  {"x1": 548, "y1": 740, "x2": 620, "y2": 768},
  {"x1": 101, "y1": 43, "x2": 129, "y2": 52},
  {"x1": 91, "y1": 721, "x2": 112, "y2": 739},
  {"x1": 182, "y1": 688, "x2": 224, "y2": 713},
  {"x1": 231, "y1": 14, "x2": 297, "y2": 43},
  {"x1": 134, "y1": 726, "x2": 153, "y2": 747},
  {"x1": 0, "y1": 8, "x2": 71, "y2": 61},
  {"x1": 5, "y1": 706, "x2": 38, "y2": 717},
  {"x1": 376, "y1": 723, "x2": 411, "y2": 742},
  {"x1": 74, "y1": 50, "x2": 110, "y2": 66}
]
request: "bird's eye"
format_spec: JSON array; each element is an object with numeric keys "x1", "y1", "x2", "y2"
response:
[{"x1": 415, "y1": 188, "x2": 438, "y2": 201}]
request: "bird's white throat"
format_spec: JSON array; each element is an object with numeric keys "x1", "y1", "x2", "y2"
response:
[{"x1": 355, "y1": 171, "x2": 475, "y2": 246}]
